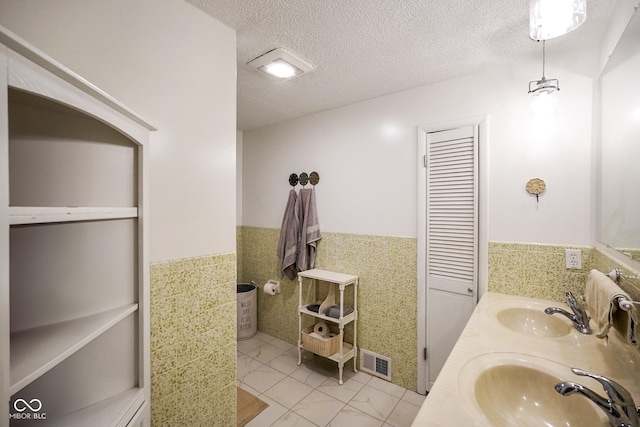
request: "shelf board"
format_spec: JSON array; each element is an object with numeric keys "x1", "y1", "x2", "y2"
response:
[
  {"x1": 48, "y1": 387, "x2": 145, "y2": 427},
  {"x1": 10, "y1": 304, "x2": 138, "y2": 394},
  {"x1": 301, "y1": 342, "x2": 355, "y2": 363},
  {"x1": 327, "y1": 343, "x2": 355, "y2": 363},
  {"x1": 9, "y1": 206, "x2": 138, "y2": 225},
  {"x1": 299, "y1": 305, "x2": 356, "y2": 325},
  {"x1": 298, "y1": 269, "x2": 358, "y2": 286}
]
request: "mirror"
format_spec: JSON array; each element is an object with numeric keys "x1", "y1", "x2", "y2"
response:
[{"x1": 597, "y1": 7, "x2": 640, "y2": 261}]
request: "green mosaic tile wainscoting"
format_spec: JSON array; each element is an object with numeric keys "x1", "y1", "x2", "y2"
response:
[
  {"x1": 150, "y1": 253, "x2": 237, "y2": 426},
  {"x1": 237, "y1": 229, "x2": 640, "y2": 393},
  {"x1": 238, "y1": 226, "x2": 418, "y2": 392},
  {"x1": 488, "y1": 242, "x2": 595, "y2": 302},
  {"x1": 488, "y1": 243, "x2": 640, "y2": 303}
]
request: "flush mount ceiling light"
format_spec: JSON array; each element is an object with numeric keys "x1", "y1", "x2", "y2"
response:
[
  {"x1": 529, "y1": 0, "x2": 587, "y2": 41},
  {"x1": 529, "y1": 40, "x2": 559, "y2": 95},
  {"x1": 247, "y1": 47, "x2": 313, "y2": 80}
]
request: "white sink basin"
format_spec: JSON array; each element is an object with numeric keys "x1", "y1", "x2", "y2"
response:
[
  {"x1": 413, "y1": 293, "x2": 640, "y2": 427},
  {"x1": 458, "y1": 353, "x2": 609, "y2": 427},
  {"x1": 496, "y1": 307, "x2": 572, "y2": 338}
]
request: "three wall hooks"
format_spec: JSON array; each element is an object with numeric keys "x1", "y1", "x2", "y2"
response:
[{"x1": 289, "y1": 171, "x2": 320, "y2": 187}]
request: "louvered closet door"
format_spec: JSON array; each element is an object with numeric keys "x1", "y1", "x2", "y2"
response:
[{"x1": 425, "y1": 125, "x2": 478, "y2": 389}]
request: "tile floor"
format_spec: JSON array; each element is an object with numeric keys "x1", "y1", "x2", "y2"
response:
[{"x1": 237, "y1": 332, "x2": 426, "y2": 426}]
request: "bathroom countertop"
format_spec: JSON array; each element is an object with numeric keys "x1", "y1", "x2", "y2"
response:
[{"x1": 411, "y1": 292, "x2": 640, "y2": 426}]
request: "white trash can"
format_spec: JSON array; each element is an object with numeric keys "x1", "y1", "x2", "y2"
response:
[{"x1": 237, "y1": 283, "x2": 257, "y2": 340}]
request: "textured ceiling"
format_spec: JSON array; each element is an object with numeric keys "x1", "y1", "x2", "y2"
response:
[{"x1": 186, "y1": 0, "x2": 614, "y2": 130}]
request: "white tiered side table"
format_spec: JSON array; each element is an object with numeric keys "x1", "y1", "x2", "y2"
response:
[{"x1": 297, "y1": 268, "x2": 358, "y2": 385}]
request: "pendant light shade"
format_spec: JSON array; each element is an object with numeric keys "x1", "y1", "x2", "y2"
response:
[
  {"x1": 530, "y1": 0, "x2": 587, "y2": 41},
  {"x1": 529, "y1": 76, "x2": 560, "y2": 95},
  {"x1": 528, "y1": 40, "x2": 559, "y2": 95}
]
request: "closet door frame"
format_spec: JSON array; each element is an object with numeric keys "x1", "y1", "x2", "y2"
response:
[
  {"x1": 416, "y1": 115, "x2": 489, "y2": 395},
  {"x1": 0, "y1": 44, "x2": 9, "y2": 426}
]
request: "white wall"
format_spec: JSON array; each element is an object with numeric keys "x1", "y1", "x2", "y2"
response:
[
  {"x1": 598, "y1": 0, "x2": 640, "y2": 72},
  {"x1": 0, "y1": 0, "x2": 237, "y2": 262},
  {"x1": 237, "y1": 131, "x2": 243, "y2": 225},
  {"x1": 242, "y1": 59, "x2": 594, "y2": 246}
]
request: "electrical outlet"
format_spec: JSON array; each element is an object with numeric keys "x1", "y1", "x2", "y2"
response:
[{"x1": 565, "y1": 249, "x2": 582, "y2": 270}]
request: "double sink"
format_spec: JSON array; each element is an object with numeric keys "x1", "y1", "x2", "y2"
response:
[{"x1": 412, "y1": 292, "x2": 640, "y2": 426}]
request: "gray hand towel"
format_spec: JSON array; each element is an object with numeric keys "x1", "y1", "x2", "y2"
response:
[
  {"x1": 324, "y1": 305, "x2": 354, "y2": 318},
  {"x1": 297, "y1": 188, "x2": 321, "y2": 272},
  {"x1": 277, "y1": 189, "x2": 300, "y2": 280}
]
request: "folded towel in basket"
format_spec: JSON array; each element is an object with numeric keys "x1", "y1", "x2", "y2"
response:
[
  {"x1": 324, "y1": 305, "x2": 354, "y2": 319},
  {"x1": 306, "y1": 303, "x2": 321, "y2": 313}
]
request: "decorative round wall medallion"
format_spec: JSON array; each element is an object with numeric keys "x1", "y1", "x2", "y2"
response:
[
  {"x1": 309, "y1": 171, "x2": 320, "y2": 186},
  {"x1": 299, "y1": 172, "x2": 309, "y2": 186},
  {"x1": 526, "y1": 178, "x2": 546, "y2": 196},
  {"x1": 289, "y1": 173, "x2": 299, "y2": 187}
]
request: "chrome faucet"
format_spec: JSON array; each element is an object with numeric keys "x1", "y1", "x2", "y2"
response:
[
  {"x1": 555, "y1": 368, "x2": 640, "y2": 427},
  {"x1": 545, "y1": 291, "x2": 592, "y2": 334}
]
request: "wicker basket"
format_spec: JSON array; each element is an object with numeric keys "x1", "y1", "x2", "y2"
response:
[{"x1": 301, "y1": 324, "x2": 341, "y2": 357}]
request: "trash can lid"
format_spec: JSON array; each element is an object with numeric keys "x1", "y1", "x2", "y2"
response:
[{"x1": 237, "y1": 283, "x2": 257, "y2": 293}]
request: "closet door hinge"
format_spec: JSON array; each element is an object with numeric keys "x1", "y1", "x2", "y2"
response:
[
  {"x1": 423, "y1": 154, "x2": 427, "y2": 168},
  {"x1": 423, "y1": 347, "x2": 428, "y2": 360}
]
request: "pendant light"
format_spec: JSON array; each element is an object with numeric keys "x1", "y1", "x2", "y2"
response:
[
  {"x1": 527, "y1": 0, "x2": 586, "y2": 95},
  {"x1": 529, "y1": 0, "x2": 587, "y2": 41},
  {"x1": 528, "y1": 40, "x2": 559, "y2": 95}
]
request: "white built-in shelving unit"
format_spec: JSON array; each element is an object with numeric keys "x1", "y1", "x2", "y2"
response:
[
  {"x1": 297, "y1": 269, "x2": 358, "y2": 385},
  {"x1": 0, "y1": 26, "x2": 154, "y2": 427}
]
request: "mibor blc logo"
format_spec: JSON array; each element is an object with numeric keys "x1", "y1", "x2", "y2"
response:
[{"x1": 10, "y1": 398, "x2": 46, "y2": 420}]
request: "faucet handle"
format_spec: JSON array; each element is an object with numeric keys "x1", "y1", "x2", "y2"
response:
[
  {"x1": 571, "y1": 368, "x2": 634, "y2": 406},
  {"x1": 565, "y1": 291, "x2": 590, "y2": 319}
]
